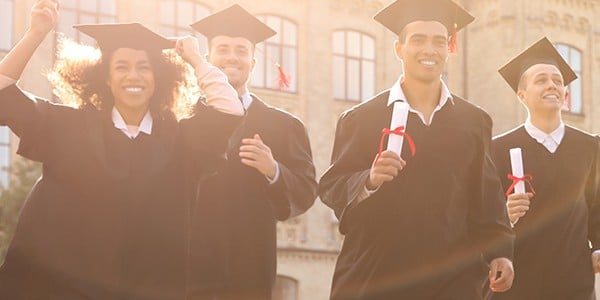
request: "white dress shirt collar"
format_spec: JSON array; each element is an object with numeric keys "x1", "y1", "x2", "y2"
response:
[
  {"x1": 111, "y1": 107, "x2": 153, "y2": 139},
  {"x1": 524, "y1": 118, "x2": 565, "y2": 153},
  {"x1": 387, "y1": 75, "x2": 454, "y2": 125},
  {"x1": 240, "y1": 91, "x2": 253, "y2": 110}
]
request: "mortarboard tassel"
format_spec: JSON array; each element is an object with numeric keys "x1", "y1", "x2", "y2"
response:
[
  {"x1": 276, "y1": 63, "x2": 291, "y2": 90},
  {"x1": 255, "y1": 46, "x2": 291, "y2": 91},
  {"x1": 448, "y1": 22, "x2": 458, "y2": 54}
]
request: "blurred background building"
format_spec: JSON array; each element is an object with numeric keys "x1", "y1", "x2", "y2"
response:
[{"x1": 1, "y1": 0, "x2": 599, "y2": 299}]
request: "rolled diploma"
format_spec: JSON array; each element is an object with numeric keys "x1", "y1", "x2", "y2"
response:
[
  {"x1": 386, "y1": 101, "x2": 410, "y2": 157},
  {"x1": 509, "y1": 148, "x2": 525, "y2": 194}
]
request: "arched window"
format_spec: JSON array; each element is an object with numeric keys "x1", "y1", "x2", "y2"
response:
[
  {"x1": 0, "y1": 0, "x2": 13, "y2": 51},
  {"x1": 251, "y1": 15, "x2": 298, "y2": 93},
  {"x1": 555, "y1": 44, "x2": 582, "y2": 114},
  {"x1": 57, "y1": 0, "x2": 117, "y2": 45},
  {"x1": 271, "y1": 275, "x2": 299, "y2": 300},
  {"x1": 160, "y1": 0, "x2": 211, "y2": 55},
  {"x1": 332, "y1": 30, "x2": 375, "y2": 102},
  {"x1": 0, "y1": 128, "x2": 9, "y2": 189}
]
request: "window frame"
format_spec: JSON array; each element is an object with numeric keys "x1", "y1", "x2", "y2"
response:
[
  {"x1": 554, "y1": 43, "x2": 583, "y2": 115},
  {"x1": 56, "y1": 0, "x2": 118, "y2": 45},
  {"x1": 0, "y1": 0, "x2": 13, "y2": 51},
  {"x1": 332, "y1": 29, "x2": 376, "y2": 102},
  {"x1": 251, "y1": 14, "x2": 299, "y2": 93}
]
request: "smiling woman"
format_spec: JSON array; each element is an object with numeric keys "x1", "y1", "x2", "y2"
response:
[{"x1": 0, "y1": 1, "x2": 243, "y2": 299}]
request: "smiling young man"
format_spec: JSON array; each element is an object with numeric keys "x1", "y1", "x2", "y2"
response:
[
  {"x1": 489, "y1": 37, "x2": 600, "y2": 300},
  {"x1": 188, "y1": 4, "x2": 317, "y2": 300},
  {"x1": 318, "y1": 0, "x2": 515, "y2": 299}
]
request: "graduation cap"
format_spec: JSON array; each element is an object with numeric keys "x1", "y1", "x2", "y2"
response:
[
  {"x1": 374, "y1": 0, "x2": 474, "y2": 52},
  {"x1": 498, "y1": 37, "x2": 577, "y2": 92},
  {"x1": 73, "y1": 23, "x2": 175, "y2": 53},
  {"x1": 190, "y1": 4, "x2": 276, "y2": 45}
]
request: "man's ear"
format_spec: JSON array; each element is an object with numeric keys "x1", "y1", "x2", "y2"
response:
[
  {"x1": 394, "y1": 39, "x2": 403, "y2": 61},
  {"x1": 516, "y1": 89, "x2": 526, "y2": 104}
]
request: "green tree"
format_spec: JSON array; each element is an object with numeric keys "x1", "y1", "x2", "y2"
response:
[{"x1": 0, "y1": 158, "x2": 42, "y2": 263}]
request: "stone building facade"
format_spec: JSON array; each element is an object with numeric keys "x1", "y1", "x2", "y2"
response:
[{"x1": 1, "y1": 0, "x2": 599, "y2": 299}]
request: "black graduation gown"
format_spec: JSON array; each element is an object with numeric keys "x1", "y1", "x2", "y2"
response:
[
  {"x1": 188, "y1": 95, "x2": 317, "y2": 300},
  {"x1": 319, "y1": 91, "x2": 515, "y2": 300},
  {"x1": 0, "y1": 84, "x2": 240, "y2": 299},
  {"x1": 489, "y1": 126, "x2": 600, "y2": 300}
]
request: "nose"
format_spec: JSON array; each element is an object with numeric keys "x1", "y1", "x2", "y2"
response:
[
  {"x1": 422, "y1": 41, "x2": 438, "y2": 55},
  {"x1": 546, "y1": 80, "x2": 560, "y2": 91},
  {"x1": 125, "y1": 68, "x2": 142, "y2": 80},
  {"x1": 224, "y1": 50, "x2": 239, "y2": 62}
]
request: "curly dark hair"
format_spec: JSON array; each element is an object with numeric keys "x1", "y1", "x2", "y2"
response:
[{"x1": 48, "y1": 36, "x2": 199, "y2": 121}]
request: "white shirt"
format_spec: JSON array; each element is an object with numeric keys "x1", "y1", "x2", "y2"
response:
[
  {"x1": 240, "y1": 91, "x2": 253, "y2": 110},
  {"x1": 387, "y1": 76, "x2": 454, "y2": 126},
  {"x1": 524, "y1": 118, "x2": 565, "y2": 153},
  {"x1": 111, "y1": 107, "x2": 152, "y2": 139},
  {"x1": 239, "y1": 91, "x2": 280, "y2": 184}
]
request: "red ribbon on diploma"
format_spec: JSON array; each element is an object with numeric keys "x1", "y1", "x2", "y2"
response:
[
  {"x1": 375, "y1": 126, "x2": 416, "y2": 163},
  {"x1": 505, "y1": 174, "x2": 536, "y2": 196}
]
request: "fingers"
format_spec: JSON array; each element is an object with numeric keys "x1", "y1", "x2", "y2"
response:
[
  {"x1": 239, "y1": 134, "x2": 272, "y2": 162},
  {"x1": 35, "y1": 0, "x2": 59, "y2": 14},
  {"x1": 373, "y1": 151, "x2": 406, "y2": 169},
  {"x1": 506, "y1": 197, "x2": 530, "y2": 223},
  {"x1": 489, "y1": 258, "x2": 514, "y2": 293},
  {"x1": 31, "y1": 0, "x2": 60, "y2": 33},
  {"x1": 241, "y1": 135, "x2": 268, "y2": 150},
  {"x1": 367, "y1": 151, "x2": 407, "y2": 189}
]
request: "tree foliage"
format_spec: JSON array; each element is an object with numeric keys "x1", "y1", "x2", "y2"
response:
[{"x1": 0, "y1": 158, "x2": 42, "y2": 263}]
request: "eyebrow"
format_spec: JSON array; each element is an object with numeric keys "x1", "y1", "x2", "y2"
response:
[
  {"x1": 533, "y1": 72, "x2": 561, "y2": 79},
  {"x1": 408, "y1": 34, "x2": 448, "y2": 41},
  {"x1": 113, "y1": 59, "x2": 151, "y2": 65}
]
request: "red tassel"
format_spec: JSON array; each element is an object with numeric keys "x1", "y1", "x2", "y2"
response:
[
  {"x1": 448, "y1": 22, "x2": 458, "y2": 54},
  {"x1": 276, "y1": 63, "x2": 291, "y2": 90}
]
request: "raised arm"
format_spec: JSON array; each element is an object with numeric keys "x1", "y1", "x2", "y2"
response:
[
  {"x1": 0, "y1": 0, "x2": 59, "y2": 84},
  {"x1": 175, "y1": 36, "x2": 244, "y2": 116}
]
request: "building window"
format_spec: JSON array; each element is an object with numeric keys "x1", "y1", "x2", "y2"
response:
[
  {"x1": 333, "y1": 30, "x2": 375, "y2": 102},
  {"x1": 555, "y1": 44, "x2": 582, "y2": 114},
  {"x1": 272, "y1": 275, "x2": 298, "y2": 300},
  {"x1": 160, "y1": 0, "x2": 211, "y2": 55},
  {"x1": 0, "y1": 128, "x2": 9, "y2": 189},
  {"x1": 251, "y1": 15, "x2": 298, "y2": 93},
  {"x1": 0, "y1": 0, "x2": 13, "y2": 51},
  {"x1": 57, "y1": 0, "x2": 117, "y2": 45}
]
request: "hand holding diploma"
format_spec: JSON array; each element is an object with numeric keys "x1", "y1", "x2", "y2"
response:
[
  {"x1": 506, "y1": 148, "x2": 534, "y2": 225},
  {"x1": 368, "y1": 101, "x2": 412, "y2": 190},
  {"x1": 367, "y1": 151, "x2": 405, "y2": 190}
]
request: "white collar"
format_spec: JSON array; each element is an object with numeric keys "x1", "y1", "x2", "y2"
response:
[
  {"x1": 524, "y1": 118, "x2": 565, "y2": 145},
  {"x1": 240, "y1": 92, "x2": 253, "y2": 110},
  {"x1": 387, "y1": 76, "x2": 454, "y2": 107},
  {"x1": 111, "y1": 107, "x2": 153, "y2": 138}
]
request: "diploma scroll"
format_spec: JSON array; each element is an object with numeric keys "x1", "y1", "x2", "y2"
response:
[
  {"x1": 509, "y1": 148, "x2": 525, "y2": 194},
  {"x1": 386, "y1": 101, "x2": 410, "y2": 157}
]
